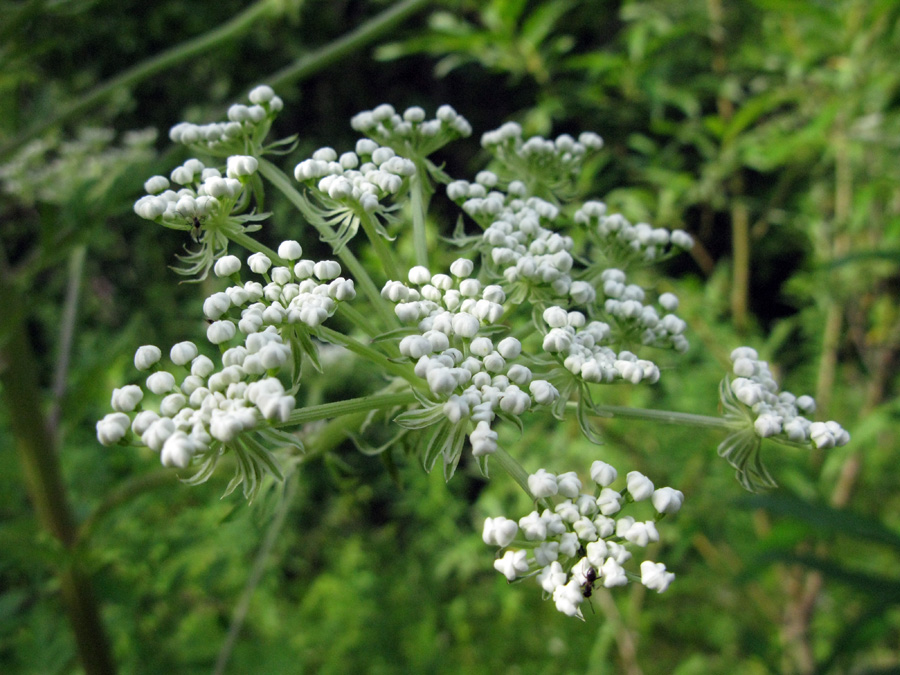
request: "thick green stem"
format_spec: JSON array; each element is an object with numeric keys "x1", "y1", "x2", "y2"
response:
[
  {"x1": 315, "y1": 325, "x2": 419, "y2": 385},
  {"x1": 1, "y1": 0, "x2": 278, "y2": 158},
  {"x1": 0, "y1": 279, "x2": 116, "y2": 675},
  {"x1": 283, "y1": 390, "x2": 417, "y2": 427},
  {"x1": 265, "y1": 0, "x2": 433, "y2": 91}
]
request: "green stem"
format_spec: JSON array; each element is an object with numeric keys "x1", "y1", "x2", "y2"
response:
[
  {"x1": 226, "y1": 229, "x2": 285, "y2": 266},
  {"x1": 357, "y1": 210, "x2": 404, "y2": 282},
  {"x1": 410, "y1": 168, "x2": 430, "y2": 268},
  {"x1": 283, "y1": 390, "x2": 418, "y2": 427},
  {"x1": 1, "y1": 0, "x2": 278, "y2": 158},
  {"x1": 337, "y1": 302, "x2": 379, "y2": 339},
  {"x1": 50, "y1": 244, "x2": 86, "y2": 432},
  {"x1": 492, "y1": 445, "x2": 535, "y2": 500},
  {"x1": 265, "y1": 0, "x2": 433, "y2": 91},
  {"x1": 587, "y1": 403, "x2": 737, "y2": 430},
  {"x1": 257, "y1": 158, "x2": 395, "y2": 327},
  {"x1": 315, "y1": 325, "x2": 416, "y2": 384},
  {"x1": 213, "y1": 470, "x2": 298, "y2": 675},
  {"x1": 0, "y1": 277, "x2": 116, "y2": 675}
]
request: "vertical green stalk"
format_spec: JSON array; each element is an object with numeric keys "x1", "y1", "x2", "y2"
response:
[
  {"x1": 730, "y1": 195, "x2": 750, "y2": 333},
  {"x1": 409, "y1": 167, "x2": 430, "y2": 268},
  {"x1": 357, "y1": 210, "x2": 404, "y2": 282},
  {"x1": 0, "y1": 276, "x2": 116, "y2": 675}
]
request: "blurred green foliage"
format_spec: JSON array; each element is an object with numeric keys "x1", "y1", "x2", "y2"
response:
[{"x1": 1, "y1": 0, "x2": 898, "y2": 673}]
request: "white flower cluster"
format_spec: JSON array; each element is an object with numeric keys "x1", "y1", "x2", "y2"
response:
[
  {"x1": 96, "y1": 241, "x2": 355, "y2": 468},
  {"x1": 485, "y1": 460, "x2": 682, "y2": 619},
  {"x1": 595, "y1": 269, "x2": 689, "y2": 353},
  {"x1": 446, "y1": 178, "x2": 596, "y2": 305},
  {"x1": 206, "y1": 240, "x2": 355, "y2": 333},
  {"x1": 168, "y1": 85, "x2": 283, "y2": 153},
  {"x1": 350, "y1": 103, "x2": 472, "y2": 158},
  {"x1": 480, "y1": 121, "x2": 603, "y2": 194},
  {"x1": 541, "y1": 307, "x2": 661, "y2": 385},
  {"x1": 385, "y1": 261, "x2": 560, "y2": 457},
  {"x1": 294, "y1": 142, "x2": 417, "y2": 213},
  {"x1": 726, "y1": 347, "x2": 850, "y2": 449},
  {"x1": 574, "y1": 201, "x2": 693, "y2": 267},
  {"x1": 96, "y1": 332, "x2": 294, "y2": 469},
  {"x1": 133, "y1": 156, "x2": 252, "y2": 227}
]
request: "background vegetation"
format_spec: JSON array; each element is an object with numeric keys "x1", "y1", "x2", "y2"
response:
[{"x1": 1, "y1": 0, "x2": 898, "y2": 673}]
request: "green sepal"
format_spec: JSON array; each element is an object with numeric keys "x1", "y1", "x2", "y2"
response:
[
  {"x1": 180, "y1": 446, "x2": 223, "y2": 486},
  {"x1": 576, "y1": 395, "x2": 604, "y2": 445},
  {"x1": 441, "y1": 422, "x2": 469, "y2": 482},
  {"x1": 394, "y1": 402, "x2": 446, "y2": 430},
  {"x1": 422, "y1": 419, "x2": 452, "y2": 472}
]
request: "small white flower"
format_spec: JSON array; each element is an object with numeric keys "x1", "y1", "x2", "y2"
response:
[
  {"x1": 626, "y1": 471, "x2": 654, "y2": 501},
  {"x1": 518, "y1": 511, "x2": 548, "y2": 541},
  {"x1": 623, "y1": 521, "x2": 659, "y2": 547},
  {"x1": 596, "y1": 487, "x2": 622, "y2": 515},
  {"x1": 134, "y1": 345, "x2": 162, "y2": 371},
  {"x1": 248, "y1": 252, "x2": 273, "y2": 274},
  {"x1": 160, "y1": 431, "x2": 195, "y2": 469},
  {"x1": 143, "y1": 175, "x2": 169, "y2": 194},
  {"x1": 207, "y1": 320, "x2": 236, "y2": 345},
  {"x1": 451, "y1": 312, "x2": 480, "y2": 338},
  {"x1": 557, "y1": 471, "x2": 582, "y2": 499},
  {"x1": 640, "y1": 560, "x2": 675, "y2": 593},
  {"x1": 111, "y1": 385, "x2": 143, "y2": 412},
  {"x1": 170, "y1": 341, "x2": 199, "y2": 365},
  {"x1": 552, "y1": 580, "x2": 584, "y2": 618},
  {"x1": 226, "y1": 155, "x2": 259, "y2": 178},
  {"x1": 450, "y1": 258, "x2": 474, "y2": 278},
  {"x1": 494, "y1": 549, "x2": 529, "y2": 581},
  {"x1": 142, "y1": 417, "x2": 176, "y2": 452},
  {"x1": 601, "y1": 557, "x2": 628, "y2": 587},
  {"x1": 534, "y1": 541, "x2": 560, "y2": 567},
  {"x1": 652, "y1": 487, "x2": 684, "y2": 514},
  {"x1": 537, "y1": 561, "x2": 567, "y2": 593},
  {"x1": 590, "y1": 460, "x2": 618, "y2": 486},
  {"x1": 482, "y1": 516, "x2": 518, "y2": 547},
  {"x1": 214, "y1": 255, "x2": 242, "y2": 277},
  {"x1": 558, "y1": 532, "x2": 580, "y2": 557},
  {"x1": 528, "y1": 469, "x2": 558, "y2": 498},
  {"x1": 585, "y1": 540, "x2": 609, "y2": 567},
  {"x1": 146, "y1": 371, "x2": 176, "y2": 395},
  {"x1": 470, "y1": 421, "x2": 498, "y2": 457},
  {"x1": 191, "y1": 355, "x2": 215, "y2": 378},
  {"x1": 573, "y1": 517, "x2": 598, "y2": 542},
  {"x1": 96, "y1": 413, "x2": 131, "y2": 445}
]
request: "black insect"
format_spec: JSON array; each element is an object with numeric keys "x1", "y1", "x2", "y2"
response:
[
  {"x1": 581, "y1": 565, "x2": 598, "y2": 598},
  {"x1": 190, "y1": 217, "x2": 203, "y2": 243}
]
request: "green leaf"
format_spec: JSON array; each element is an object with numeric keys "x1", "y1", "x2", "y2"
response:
[{"x1": 738, "y1": 492, "x2": 900, "y2": 550}]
